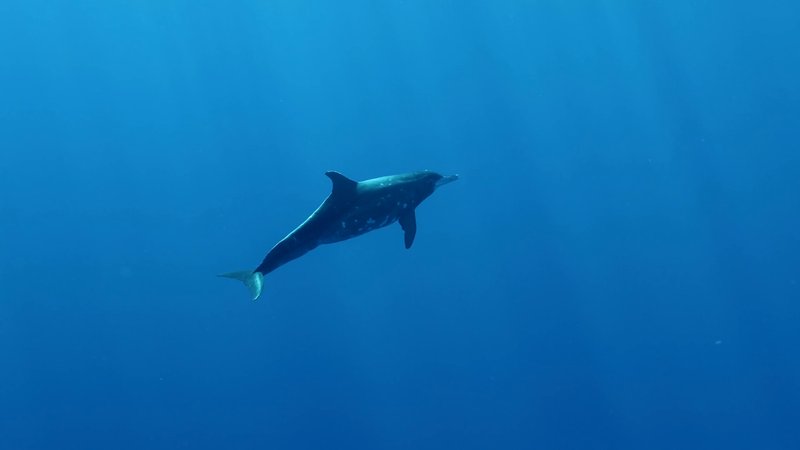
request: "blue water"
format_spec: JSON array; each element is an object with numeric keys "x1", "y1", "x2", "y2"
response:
[{"x1": 2, "y1": 1, "x2": 799, "y2": 449}]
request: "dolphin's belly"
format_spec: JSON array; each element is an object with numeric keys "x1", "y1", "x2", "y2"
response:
[
  {"x1": 319, "y1": 210, "x2": 397, "y2": 243},
  {"x1": 319, "y1": 197, "x2": 413, "y2": 244}
]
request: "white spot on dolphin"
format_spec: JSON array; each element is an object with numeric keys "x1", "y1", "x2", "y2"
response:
[
  {"x1": 367, "y1": 218, "x2": 376, "y2": 225},
  {"x1": 341, "y1": 221, "x2": 346, "y2": 228}
]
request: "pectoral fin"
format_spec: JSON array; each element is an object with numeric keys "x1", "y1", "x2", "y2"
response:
[{"x1": 398, "y1": 210, "x2": 417, "y2": 249}]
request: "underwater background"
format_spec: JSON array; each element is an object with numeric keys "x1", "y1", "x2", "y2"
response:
[{"x1": 1, "y1": 1, "x2": 799, "y2": 449}]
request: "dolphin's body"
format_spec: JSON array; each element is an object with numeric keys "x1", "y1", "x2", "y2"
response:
[{"x1": 220, "y1": 170, "x2": 458, "y2": 300}]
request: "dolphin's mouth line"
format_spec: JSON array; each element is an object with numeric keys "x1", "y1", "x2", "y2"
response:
[{"x1": 436, "y1": 174, "x2": 459, "y2": 187}]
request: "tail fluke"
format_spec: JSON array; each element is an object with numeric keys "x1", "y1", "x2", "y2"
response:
[{"x1": 218, "y1": 270, "x2": 264, "y2": 300}]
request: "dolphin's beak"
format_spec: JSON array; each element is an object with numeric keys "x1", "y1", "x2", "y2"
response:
[{"x1": 436, "y1": 174, "x2": 459, "y2": 188}]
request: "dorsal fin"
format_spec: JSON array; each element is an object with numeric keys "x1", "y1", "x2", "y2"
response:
[{"x1": 324, "y1": 171, "x2": 358, "y2": 198}]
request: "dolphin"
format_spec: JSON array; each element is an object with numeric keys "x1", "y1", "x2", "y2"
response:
[{"x1": 220, "y1": 170, "x2": 459, "y2": 300}]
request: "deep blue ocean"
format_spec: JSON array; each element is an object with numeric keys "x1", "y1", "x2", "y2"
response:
[{"x1": 2, "y1": 1, "x2": 799, "y2": 449}]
